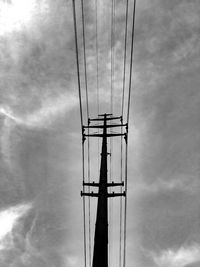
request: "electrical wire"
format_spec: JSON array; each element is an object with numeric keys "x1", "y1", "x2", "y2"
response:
[
  {"x1": 119, "y1": 117, "x2": 123, "y2": 267},
  {"x1": 109, "y1": 0, "x2": 116, "y2": 265},
  {"x1": 124, "y1": 2, "x2": 137, "y2": 265},
  {"x1": 111, "y1": 0, "x2": 115, "y2": 114},
  {"x1": 121, "y1": 0, "x2": 129, "y2": 119},
  {"x1": 95, "y1": 0, "x2": 100, "y2": 187},
  {"x1": 82, "y1": 143, "x2": 87, "y2": 267},
  {"x1": 120, "y1": 0, "x2": 129, "y2": 264},
  {"x1": 81, "y1": 0, "x2": 89, "y2": 118},
  {"x1": 87, "y1": 129, "x2": 92, "y2": 267},
  {"x1": 80, "y1": 0, "x2": 92, "y2": 265},
  {"x1": 95, "y1": 0, "x2": 99, "y2": 115},
  {"x1": 72, "y1": 0, "x2": 137, "y2": 265},
  {"x1": 72, "y1": 0, "x2": 83, "y2": 128},
  {"x1": 72, "y1": 0, "x2": 87, "y2": 265},
  {"x1": 119, "y1": 0, "x2": 129, "y2": 267},
  {"x1": 123, "y1": 140, "x2": 128, "y2": 267},
  {"x1": 127, "y1": 0, "x2": 136, "y2": 125}
]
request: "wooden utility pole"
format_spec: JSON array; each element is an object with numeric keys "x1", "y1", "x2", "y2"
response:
[{"x1": 81, "y1": 113, "x2": 127, "y2": 267}]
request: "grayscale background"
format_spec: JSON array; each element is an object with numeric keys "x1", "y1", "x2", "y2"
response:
[{"x1": 0, "y1": 0, "x2": 200, "y2": 266}]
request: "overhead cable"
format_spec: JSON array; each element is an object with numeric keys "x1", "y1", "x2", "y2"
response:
[
  {"x1": 119, "y1": 127, "x2": 123, "y2": 267},
  {"x1": 82, "y1": 143, "x2": 87, "y2": 267},
  {"x1": 109, "y1": 0, "x2": 116, "y2": 265},
  {"x1": 72, "y1": 0, "x2": 84, "y2": 127},
  {"x1": 81, "y1": 0, "x2": 89, "y2": 117},
  {"x1": 110, "y1": 0, "x2": 115, "y2": 114},
  {"x1": 120, "y1": 0, "x2": 129, "y2": 264},
  {"x1": 95, "y1": 0, "x2": 99, "y2": 115},
  {"x1": 72, "y1": 0, "x2": 87, "y2": 266},
  {"x1": 127, "y1": 0, "x2": 137, "y2": 124},
  {"x1": 124, "y1": 1, "x2": 137, "y2": 266},
  {"x1": 123, "y1": 141, "x2": 128, "y2": 267},
  {"x1": 121, "y1": 0, "x2": 129, "y2": 119},
  {"x1": 80, "y1": 0, "x2": 92, "y2": 265}
]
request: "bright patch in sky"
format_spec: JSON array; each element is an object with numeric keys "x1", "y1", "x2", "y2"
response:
[
  {"x1": 0, "y1": 0, "x2": 36, "y2": 35},
  {"x1": 0, "y1": 203, "x2": 31, "y2": 242},
  {"x1": 0, "y1": 92, "x2": 78, "y2": 128},
  {"x1": 152, "y1": 245, "x2": 200, "y2": 267},
  {"x1": 0, "y1": 0, "x2": 48, "y2": 36}
]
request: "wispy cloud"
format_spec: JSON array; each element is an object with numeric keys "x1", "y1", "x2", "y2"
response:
[
  {"x1": 151, "y1": 244, "x2": 200, "y2": 267},
  {"x1": 0, "y1": 93, "x2": 78, "y2": 128},
  {"x1": 0, "y1": 203, "x2": 49, "y2": 266},
  {"x1": 133, "y1": 175, "x2": 200, "y2": 196},
  {"x1": 0, "y1": 92, "x2": 78, "y2": 168},
  {"x1": 66, "y1": 255, "x2": 78, "y2": 266},
  {"x1": 0, "y1": 203, "x2": 32, "y2": 248}
]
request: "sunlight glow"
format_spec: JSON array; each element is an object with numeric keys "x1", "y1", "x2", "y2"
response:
[
  {"x1": 0, "y1": 0, "x2": 36, "y2": 35},
  {"x1": 0, "y1": 203, "x2": 31, "y2": 242}
]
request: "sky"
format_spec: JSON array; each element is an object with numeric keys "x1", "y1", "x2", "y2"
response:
[{"x1": 0, "y1": 0, "x2": 200, "y2": 266}]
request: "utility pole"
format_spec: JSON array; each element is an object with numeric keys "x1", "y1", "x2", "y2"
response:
[{"x1": 81, "y1": 113, "x2": 127, "y2": 267}]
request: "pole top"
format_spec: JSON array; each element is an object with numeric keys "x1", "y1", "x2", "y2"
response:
[
  {"x1": 98, "y1": 113, "x2": 113, "y2": 117},
  {"x1": 89, "y1": 115, "x2": 122, "y2": 122}
]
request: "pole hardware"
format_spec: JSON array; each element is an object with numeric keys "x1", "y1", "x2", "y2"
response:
[
  {"x1": 83, "y1": 181, "x2": 124, "y2": 187},
  {"x1": 81, "y1": 191, "x2": 126, "y2": 198}
]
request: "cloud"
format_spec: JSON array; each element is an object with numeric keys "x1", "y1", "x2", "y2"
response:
[
  {"x1": 132, "y1": 174, "x2": 200, "y2": 198},
  {"x1": 133, "y1": 0, "x2": 200, "y2": 94},
  {"x1": 25, "y1": 93, "x2": 78, "y2": 128},
  {"x1": 0, "y1": 203, "x2": 32, "y2": 248},
  {"x1": 0, "y1": 203, "x2": 53, "y2": 266},
  {"x1": 151, "y1": 244, "x2": 200, "y2": 267},
  {"x1": 66, "y1": 255, "x2": 78, "y2": 266},
  {"x1": 0, "y1": 0, "x2": 49, "y2": 36},
  {"x1": 0, "y1": 93, "x2": 78, "y2": 168}
]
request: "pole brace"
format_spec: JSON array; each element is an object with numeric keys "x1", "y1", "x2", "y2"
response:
[
  {"x1": 83, "y1": 181, "x2": 124, "y2": 187},
  {"x1": 83, "y1": 123, "x2": 128, "y2": 129},
  {"x1": 82, "y1": 126, "x2": 86, "y2": 143},
  {"x1": 84, "y1": 133, "x2": 126, "y2": 138},
  {"x1": 81, "y1": 191, "x2": 126, "y2": 197},
  {"x1": 107, "y1": 191, "x2": 126, "y2": 197},
  {"x1": 81, "y1": 191, "x2": 99, "y2": 197}
]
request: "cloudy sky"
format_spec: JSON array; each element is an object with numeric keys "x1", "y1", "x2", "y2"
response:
[{"x1": 0, "y1": 0, "x2": 200, "y2": 266}]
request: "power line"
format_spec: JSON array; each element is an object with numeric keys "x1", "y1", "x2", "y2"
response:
[
  {"x1": 72, "y1": 0, "x2": 83, "y2": 128},
  {"x1": 110, "y1": 0, "x2": 115, "y2": 114},
  {"x1": 80, "y1": 0, "x2": 92, "y2": 265},
  {"x1": 82, "y1": 143, "x2": 87, "y2": 267},
  {"x1": 95, "y1": 0, "x2": 100, "y2": 186},
  {"x1": 120, "y1": 1, "x2": 129, "y2": 264},
  {"x1": 95, "y1": 0, "x2": 99, "y2": 115},
  {"x1": 123, "y1": 1, "x2": 137, "y2": 266},
  {"x1": 87, "y1": 128, "x2": 92, "y2": 267},
  {"x1": 127, "y1": 0, "x2": 137, "y2": 124},
  {"x1": 121, "y1": 0, "x2": 129, "y2": 119},
  {"x1": 119, "y1": 120, "x2": 123, "y2": 267},
  {"x1": 71, "y1": 0, "x2": 136, "y2": 265},
  {"x1": 81, "y1": 0, "x2": 89, "y2": 118},
  {"x1": 72, "y1": 0, "x2": 87, "y2": 265},
  {"x1": 123, "y1": 141, "x2": 128, "y2": 267},
  {"x1": 109, "y1": 0, "x2": 116, "y2": 265}
]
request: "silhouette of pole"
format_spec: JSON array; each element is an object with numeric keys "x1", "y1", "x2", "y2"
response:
[
  {"x1": 92, "y1": 114, "x2": 108, "y2": 267},
  {"x1": 81, "y1": 114, "x2": 126, "y2": 267}
]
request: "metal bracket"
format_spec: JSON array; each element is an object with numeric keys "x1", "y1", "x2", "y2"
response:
[
  {"x1": 83, "y1": 181, "x2": 124, "y2": 187},
  {"x1": 107, "y1": 191, "x2": 126, "y2": 197},
  {"x1": 85, "y1": 133, "x2": 126, "y2": 138},
  {"x1": 81, "y1": 191, "x2": 126, "y2": 198},
  {"x1": 81, "y1": 191, "x2": 99, "y2": 197}
]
